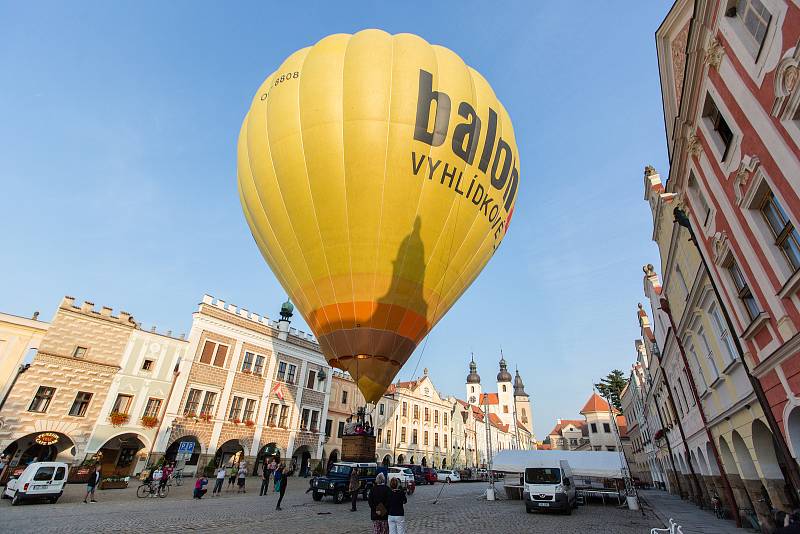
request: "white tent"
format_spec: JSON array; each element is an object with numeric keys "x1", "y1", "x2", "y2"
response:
[{"x1": 492, "y1": 450, "x2": 623, "y2": 479}]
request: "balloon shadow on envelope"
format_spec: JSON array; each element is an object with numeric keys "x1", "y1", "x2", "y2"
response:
[{"x1": 346, "y1": 215, "x2": 429, "y2": 401}]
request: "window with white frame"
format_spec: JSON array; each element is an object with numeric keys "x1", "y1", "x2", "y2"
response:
[
  {"x1": 688, "y1": 172, "x2": 712, "y2": 228},
  {"x1": 696, "y1": 326, "x2": 721, "y2": 382},
  {"x1": 702, "y1": 94, "x2": 734, "y2": 161},
  {"x1": 267, "y1": 403, "x2": 279, "y2": 426},
  {"x1": 727, "y1": 0, "x2": 771, "y2": 58},
  {"x1": 28, "y1": 386, "x2": 55, "y2": 413},
  {"x1": 241, "y1": 351, "x2": 254, "y2": 372},
  {"x1": 243, "y1": 399, "x2": 256, "y2": 422},
  {"x1": 228, "y1": 396, "x2": 243, "y2": 421},
  {"x1": 276, "y1": 361, "x2": 297, "y2": 384},
  {"x1": 760, "y1": 191, "x2": 800, "y2": 271},
  {"x1": 686, "y1": 341, "x2": 708, "y2": 390},
  {"x1": 727, "y1": 259, "x2": 760, "y2": 321},
  {"x1": 278, "y1": 405, "x2": 289, "y2": 428},
  {"x1": 253, "y1": 354, "x2": 265, "y2": 375},
  {"x1": 200, "y1": 391, "x2": 217, "y2": 416},
  {"x1": 184, "y1": 389, "x2": 201, "y2": 416},
  {"x1": 708, "y1": 302, "x2": 737, "y2": 365}
]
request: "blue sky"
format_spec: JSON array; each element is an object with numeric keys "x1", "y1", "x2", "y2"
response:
[{"x1": 1, "y1": 1, "x2": 671, "y2": 439}]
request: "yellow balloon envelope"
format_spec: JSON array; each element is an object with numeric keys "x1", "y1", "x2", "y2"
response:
[{"x1": 238, "y1": 30, "x2": 520, "y2": 403}]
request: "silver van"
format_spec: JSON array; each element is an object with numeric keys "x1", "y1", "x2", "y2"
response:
[{"x1": 523, "y1": 459, "x2": 576, "y2": 514}]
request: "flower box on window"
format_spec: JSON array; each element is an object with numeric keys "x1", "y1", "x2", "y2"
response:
[
  {"x1": 140, "y1": 415, "x2": 159, "y2": 428},
  {"x1": 242, "y1": 369, "x2": 252, "y2": 375},
  {"x1": 184, "y1": 411, "x2": 197, "y2": 419},
  {"x1": 654, "y1": 429, "x2": 665, "y2": 441},
  {"x1": 199, "y1": 412, "x2": 212, "y2": 422},
  {"x1": 109, "y1": 412, "x2": 130, "y2": 426},
  {"x1": 244, "y1": 420, "x2": 255, "y2": 427},
  {"x1": 231, "y1": 418, "x2": 241, "y2": 425}
]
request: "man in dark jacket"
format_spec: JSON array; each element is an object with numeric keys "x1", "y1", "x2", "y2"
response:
[
  {"x1": 83, "y1": 465, "x2": 101, "y2": 503},
  {"x1": 349, "y1": 467, "x2": 360, "y2": 511}
]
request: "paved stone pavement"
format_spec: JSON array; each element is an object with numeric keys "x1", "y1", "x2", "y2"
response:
[
  {"x1": 639, "y1": 489, "x2": 758, "y2": 534},
  {"x1": 2, "y1": 477, "x2": 661, "y2": 533}
]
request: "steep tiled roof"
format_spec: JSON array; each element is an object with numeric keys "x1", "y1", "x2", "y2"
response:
[
  {"x1": 548, "y1": 419, "x2": 586, "y2": 436},
  {"x1": 479, "y1": 393, "x2": 499, "y2": 405},
  {"x1": 580, "y1": 393, "x2": 611, "y2": 414},
  {"x1": 489, "y1": 413, "x2": 509, "y2": 432}
]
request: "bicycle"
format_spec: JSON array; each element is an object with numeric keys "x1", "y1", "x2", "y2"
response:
[
  {"x1": 137, "y1": 481, "x2": 169, "y2": 498},
  {"x1": 172, "y1": 469, "x2": 184, "y2": 487}
]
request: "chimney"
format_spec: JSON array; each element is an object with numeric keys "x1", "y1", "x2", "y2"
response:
[
  {"x1": 62, "y1": 296, "x2": 76, "y2": 308},
  {"x1": 119, "y1": 311, "x2": 132, "y2": 324},
  {"x1": 180, "y1": 333, "x2": 186, "y2": 340},
  {"x1": 100, "y1": 306, "x2": 113, "y2": 317},
  {"x1": 166, "y1": 330, "x2": 172, "y2": 337},
  {"x1": 32, "y1": 311, "x2": 40, "y2": 320},
  {"x1": 150, "y1": 326, "x2": 157, "y2": 333},
  {"x1": 81, "y1": 301, "x2": 95, "y2": 313}
]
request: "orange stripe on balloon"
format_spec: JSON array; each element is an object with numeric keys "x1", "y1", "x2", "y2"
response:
[{"x1": 308, "y1": 301, "x2": 428, "y2": 341}]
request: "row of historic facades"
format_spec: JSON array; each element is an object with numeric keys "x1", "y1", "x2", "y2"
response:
[
  {"x1": 620, "y1": 1, "x2": 800, "y2": 531},
  {"x1": 0, "y1": 295, "x2": 330, "y2": 478},
  {"x1": 0, "y1": 294, "x2": 536, "y2": 478}
]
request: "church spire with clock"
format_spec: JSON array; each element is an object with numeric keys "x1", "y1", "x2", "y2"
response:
[{"x1": 465, "y1": 354, "x2": 482, "y2": 405}]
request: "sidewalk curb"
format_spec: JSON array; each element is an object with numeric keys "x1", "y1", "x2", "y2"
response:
[{"x1": 638, "y1": 493, "x2": 669, "y2": 529}]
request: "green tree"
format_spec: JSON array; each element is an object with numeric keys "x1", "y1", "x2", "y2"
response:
[{"x1": 595, "y1": 369, "x2": 627, "y2": 412}]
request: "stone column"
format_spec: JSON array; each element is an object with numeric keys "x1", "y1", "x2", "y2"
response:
[
  {"x1": 762, "y1": 477, "x2": 793, "y2": 513},
  {"x1": 725, "y1": 473, "x2": 752, "y2": 509},
  {"x1": 740, "y1": 478, "x2": 774, "y2": 532}
]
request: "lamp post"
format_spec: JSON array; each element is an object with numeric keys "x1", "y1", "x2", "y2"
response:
[{"x1": 673, "y1": 206, "x2": 800, "y2": 502}]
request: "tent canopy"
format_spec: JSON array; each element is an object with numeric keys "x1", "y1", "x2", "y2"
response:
[{"x1": 492, "y1": 450, "x2": 623, "y2": 479}]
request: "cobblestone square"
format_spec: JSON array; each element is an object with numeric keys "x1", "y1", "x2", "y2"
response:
[{"x1": 1, "y1": 479, "x2": 659, "y2": 533}]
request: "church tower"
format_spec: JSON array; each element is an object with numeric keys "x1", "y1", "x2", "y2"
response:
[
  {"x1": 466, "y1": 355, "x2": 482, "y2": 405},
  {"x1": 496, "y1": 356, "x2": 513, "y2": 427},
  {"x1": 514, "y1": 370, "x2": 534, "y2": 438}
]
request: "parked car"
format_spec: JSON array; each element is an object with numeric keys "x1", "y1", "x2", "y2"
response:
[
  {"x1": 400, "y1": 464, "x2": 426, "y2": 486},
  {"x1": 436, "y1": 469, "x2": 461, "y2": 483},
  {"x1": 422, "y1": 467, "x2": 437, "y2": 485},
  {"x1": 387, "y1": 466, "x2": 415, "y2": 495},
  {"x1": 308, "y1": 462, "x2": 381, "y2": 503},
  {"x1": 3, "y1": 462, "x2": 68, "y2": 505}
]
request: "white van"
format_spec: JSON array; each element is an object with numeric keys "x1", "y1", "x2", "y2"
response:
[
  {"x1": 3, "y1": 462, "x2": 69, "y2": 505},
  {"x1": 523, "y1": 459, "x2": 576, "y2": 514}
]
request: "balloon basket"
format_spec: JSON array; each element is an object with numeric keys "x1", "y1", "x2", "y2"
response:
[{"x1": 341, "y1": 434, "x2": 377, "y2": 463}]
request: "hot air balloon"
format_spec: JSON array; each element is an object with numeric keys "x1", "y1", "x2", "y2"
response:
[{"x1": 238, "y1": 30, "x2": 519, "y2": 404}]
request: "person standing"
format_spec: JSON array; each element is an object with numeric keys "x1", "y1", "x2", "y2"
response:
[
  {"x1": 212, "y1": 466, "x2": 226, "y2": 496},
  {"x1": 151, "y1": 465, "x2": 163, "y2": 494},
  {"x1": 227, "y1": 464, "x2": 237, "y2": 490},
  {"x1": 237, "y1": 464, "x2": 247, "y2": 493},
  {"x1": 160, "y1": 462, "x2": 173, "y2": 491},
  {"x1": 193, "y1": 475, "x2": 209, "y2": 499},
  {"x1": 349, "y1": 467, "x2": 360, "y2": 512},
  {"x1": 368, "y1": 473, "x2": 390, "y2": 534},
  {"x1": 387, "y1": 478, "x2": 407, "y2": 534},
  {"x1": 273, "y1": 461, "x2": 282, "y2": 493},
  {"x1": 83, "y1": 465, "x2": 101, "y2": 503},
  {"x1": 275, "y1": 465, "x2": 288, "y2": 510},
  {"x1": 260, "y1": 463, "x2": 272, "y2": 496}
]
